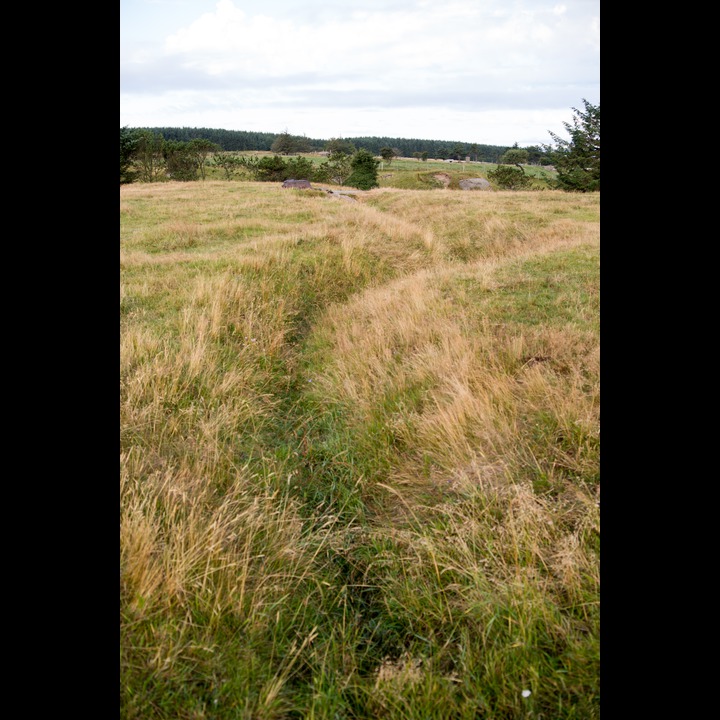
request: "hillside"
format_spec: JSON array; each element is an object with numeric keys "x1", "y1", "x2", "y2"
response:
[{"x1": 120, "y1": 180, "x2": 600, "y2": 719}]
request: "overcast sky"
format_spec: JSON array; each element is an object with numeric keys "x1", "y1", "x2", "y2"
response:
[{"x1": 120, "y1": 0, "x2": 599, "y2": 148}]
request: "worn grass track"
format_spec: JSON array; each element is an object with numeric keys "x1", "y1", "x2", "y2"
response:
[{"x1": 121, "y1": 180, "x2": 599, "y2": 719}]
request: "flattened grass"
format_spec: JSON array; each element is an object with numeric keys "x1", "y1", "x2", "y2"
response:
[{"x1": 121, "y1": 180, "x2": 599, "y2": 719}]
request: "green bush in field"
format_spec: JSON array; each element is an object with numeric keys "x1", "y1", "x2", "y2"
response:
[
  {"x1": 323, "y1": 152, "x2": 353, "y2": 184},
  {"x1": 209, "y1": 152, "x2": 245, "y2": 180},
  {"x1": 165, "y1": 139, "x2": 219, "y2": 181},
  {"x1": 346, "y1": 149, "x2": 380, "y2": 190},
  {"x1": 255, "y1": 155, "x2": 289, "y2": 181},
  {"x1": 284, "y1": 156, "x2": 316, "y2": 182},
  {"x1": 487, "y1": 165, "x2": 532, "y2": 190}
]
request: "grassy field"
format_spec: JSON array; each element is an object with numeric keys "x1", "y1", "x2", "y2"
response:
[
  {"x1": 120, "y1": 180, "x2": 599, "y2": 719},
  {"x1": 203, "y1": 152, "x2": 557, "y2": 191},
  {"x1": 373, "y1": 157, "x2": 556, "y2": 190}
]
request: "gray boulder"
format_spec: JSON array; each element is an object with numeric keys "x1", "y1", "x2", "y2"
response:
[
  {"x1": 282, "y1": 179, "x2": 312, "y2": 189},
  {"x1": 459, "y1": 178, "x2": 492, "y2": 191}
]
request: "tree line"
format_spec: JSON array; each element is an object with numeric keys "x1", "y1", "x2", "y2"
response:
[
  {"x1": 122, "y1": 127, "x2": 546, "y2": 164},
  {"x1": 142, "y1": 127, "x2": 305, "y2": 152},
  {"x1": 120, "y1": 100, "x2": 599, "y2": 192},
  {"x1": 119, "y1": 130, "x2": 383, "y2": 190}
]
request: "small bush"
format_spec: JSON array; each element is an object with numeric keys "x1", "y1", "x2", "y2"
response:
[
  {"x1": 285, "y1": 156, "x2": 316, "y2": 181},
  {"x1": 255, "y1": 155, "x2": 288, "y2": 181},
  {"x1": 346, "y1": 149, "x2": 380, "y2": 190},
  {"x1": 487, "y1": 165, "x2": 532, "y2": 190}
]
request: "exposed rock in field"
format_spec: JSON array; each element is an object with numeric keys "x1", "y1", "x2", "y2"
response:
[
  {"x1": 313, "y1": 187, "x2": 359, "y2": 202},
  {"x1": 433, "y1": 172, "x2": 451, "y2": 187},
  {"x1": 282, "y1": 178, "x2": 312, "y2": 189},
  {"x1": 459, "y1": 178, "x2": 492, "y2": 191},
  {"x1": 325, "y1": 189, "x2": 357, "y2": 202}
]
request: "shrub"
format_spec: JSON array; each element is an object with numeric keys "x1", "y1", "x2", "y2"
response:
[
  {"x1": 285, "y1": 156, "x2": 316, "y2": 181},
  {"x1": 487, "y1": 165, "x2": 532, "y2": 190},
  {"x1": 345, "y1": 149, "x2": 380, "y2": 190},
  {"x1": 255, "y1": 155, "x2": 288, "y2": 181}
]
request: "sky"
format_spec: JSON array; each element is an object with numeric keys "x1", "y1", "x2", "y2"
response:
[{"x1": 120, "y1": 0, "x2": 599, "y2": 148}]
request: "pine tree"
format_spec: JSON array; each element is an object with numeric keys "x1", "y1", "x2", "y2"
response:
[
  {"x1": 345, "y1": 149, "x2": 380, "y2": 190},
  {"x1": 544, "y1": 100, "x2": 600, "y2": 192}
]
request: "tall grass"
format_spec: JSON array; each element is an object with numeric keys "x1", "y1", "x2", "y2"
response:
[{"x1": 121, "y1": 180, "x2": 599, "y2": 718}]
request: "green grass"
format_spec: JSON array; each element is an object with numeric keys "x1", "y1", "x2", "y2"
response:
[
  {"x1": 121, "y1": 180, "x2": 599, "y2": 719},
  {"x1": 199, "y1": 152, "x2": 558, "y2": 191}
]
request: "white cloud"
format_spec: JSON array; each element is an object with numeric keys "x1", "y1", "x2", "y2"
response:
[{"x1": 120, "y1": 0, "x2": 600, "y2": 146}]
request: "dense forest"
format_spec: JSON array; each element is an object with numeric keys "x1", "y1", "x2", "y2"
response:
[{"x1": 125, "y1": 126, "x2": 549, "y2": 164}]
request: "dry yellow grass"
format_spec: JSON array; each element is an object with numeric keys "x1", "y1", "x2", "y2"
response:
[
  {"x1": 305, "y1": 258, "x2": 597, "y2": 476},
  {"x1": 120, "y1": 180, "x2": 599, "y2": 718}
]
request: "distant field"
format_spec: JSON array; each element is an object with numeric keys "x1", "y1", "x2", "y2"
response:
[
  {"x1": 373, "y1": 156, "x2": 556, "y2": 181},
  {"x1": 121, "y1": 180, "x2": 599, "y2": 719},
  {"x1": 202, "y1": 151, "x2": 558, "y2": 190}
]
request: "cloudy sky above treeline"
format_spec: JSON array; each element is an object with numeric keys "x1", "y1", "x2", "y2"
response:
[{"x1": 120, "y1": 0, "x2": 600, "y2": 147}]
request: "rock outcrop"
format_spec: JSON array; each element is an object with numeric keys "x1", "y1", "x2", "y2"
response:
[{"x1": 281, "y1": 179, "x2": 312, "y2": 189}]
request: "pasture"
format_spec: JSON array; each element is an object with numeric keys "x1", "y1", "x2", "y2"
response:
[
  {"x1": 202, "y1": 151, "x2": 558, "y2": 191},
  {"x1": 120, "y1": 180, "x2": 599, "y2": 719}
]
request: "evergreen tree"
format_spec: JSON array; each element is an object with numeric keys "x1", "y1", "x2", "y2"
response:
[
  {"x1": 345, "y1": 149, "x2": 380, "y2": 190},
  {"x1": 271, "y1": 131, "x2": 312, "y2": 155},
  {"x1": 164, "y1": 141, "x2": 199, "y2": 181},
  {"x1": 451, "y1": 144, "x2": 465, "y2": 160},
  {"x1": 285, "y1": 156, "x2": 315, "y2": 181},
  {"x1": 120, "y1": 127, "x2": 140, "y2": 184},
  {"x1": 271, "y1": 131, "x2": 296, "y2": 155},
  {"x1": 544, "y1": 99, "x2": 600, "y2": 192},
  {"x1": 132, "y1": 130, "x2": 166, "y2": 182},
  {"x1": 255, "y1": 155, "x2": 288, "y2": 181},
  {"x1": 210, "y1": 152, "x2": 244, "y2": 180},
  {"x1": 524, "y1": 145, "x2": 546, "y2": 165},
  {"x1": 325, "y1": 138, "x2": 356, "y2": 156},
  {"x1": 320, "y1": 152, "x2": 353, "y2": 185}
]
